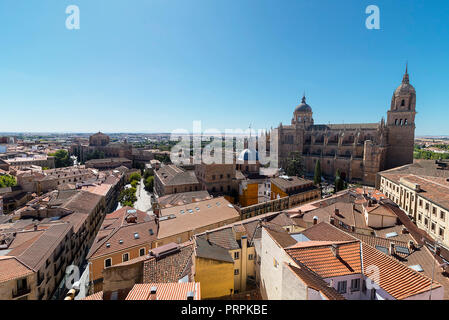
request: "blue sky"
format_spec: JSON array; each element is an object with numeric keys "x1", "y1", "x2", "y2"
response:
[{"x1": 0, "y1": 0, "x2": 448, "y2": 135}]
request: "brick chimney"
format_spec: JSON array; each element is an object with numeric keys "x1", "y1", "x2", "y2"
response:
[
  {"x1": 331, "y1": 244, "x2": 340, "y2": 258},
  {"x1": 389, "y1": 242, "x2": 395, "y2": 256},
  {"x1": 408, "y1": 240, "x2": 415, "y2": 252}
]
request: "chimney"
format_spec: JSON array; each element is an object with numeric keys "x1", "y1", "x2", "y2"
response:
[
  {"x1": 313, "y1": 216, "x2": 318, "y2": 225},
  {"x1": 329, "y1": 216, "x2": 335, "y2": 225},
  {"x1": 205, "y1": 231, "x2": 210, "y2": 243},
  {"x1": 401, "y1": 226, "x2": 409, "y2": 234},
  {"x1": 331, "y1": 244, "x2": 340, "y2": 258},
  {"x1": 389, "y1": 242, "x2": 395, "y2": 256},
  {"x1": 408, "y1": 240, "x2": 415, "y2": 252},
  {"x1": 33, "y1": 224, "x2": 38, "y2": 231},
  {"x1": 187, "y1": 291, "x2": 195, "y2": 301},
  {"x1": 334, "y1": 208, "x2": 340, "y2": 216}
]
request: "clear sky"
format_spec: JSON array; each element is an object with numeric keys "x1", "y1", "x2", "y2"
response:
[{"x1": 0, "y1": 0, "x2": 448, "y2": 135}]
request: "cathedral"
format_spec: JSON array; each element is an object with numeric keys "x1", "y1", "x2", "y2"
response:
[{"x1": 276, "y1": 66, "x2": 416, "y2": 186}]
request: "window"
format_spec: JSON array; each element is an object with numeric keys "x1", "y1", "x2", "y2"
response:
[
  {"x1": 441, "y1": 211, "x2": 445, "y2": 221},
  {"x1": 248, "y1": 254, "x2": 254, "y2": 260},
  {"x1": 431, "y1": 223, "x2": 436, "y2": 232},
  {"x1": 337, "y1": 281, "x2": 347, "y2": 294},
  {"x1": 439, "y1": 228, "x2": 444, "y2": 238},
  {"x1": 234, "y1": 269, "x2": 239, "y2": 275},
  {"x1": 362, "y1": 280, "x2": 367, "y2": 294},
  {"x1": 234, "y1": 252, "x2": 240, "y2": 260},
  {"x1": 433, "y1": 207, "x2": 437, "y2": 215},
  {"x1": 122, "y1": 253, "x2": 129, "y2": 262},
  {"x1": 371, "y1": 288, "x2": 377, "y2": 300},
  {"x1": 104, "y1": 258, "x2": 112, "y2": 268},
  {"x1": 351, "y1": 279, "x2": 360, "y2": 292},
  {"x1": 424, "y1": 218, "x2": 428, "y2": 226},
  {"x1": 139, "y1": 248, "x2": 146, "y2": 256}
]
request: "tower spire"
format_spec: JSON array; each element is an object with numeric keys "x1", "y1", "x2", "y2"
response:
[
  {"x1": 402, "y1": 62, "x2": 409, "y2": 84},
  {"x1": 301, "y1": 91, "x2": 306, "y2": 103}
]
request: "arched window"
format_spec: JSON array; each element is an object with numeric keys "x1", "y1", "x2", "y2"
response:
[
  {"x1": 404, "y1": 119, "x2": 408, "y2": 125},
  {"x1": 401, "y1": 99, "x2": 405, "y2": 106},
  {"x1": 399, "y1": 119, "x2": 403, "y2": 126},
  {"x1": 395, "y1": 119, "x2": 398, "y2": 125}
]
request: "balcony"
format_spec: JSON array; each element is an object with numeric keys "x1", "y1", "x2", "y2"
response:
[{"x1": 12, "y1": 287, "x2": 31, "y2": 298}]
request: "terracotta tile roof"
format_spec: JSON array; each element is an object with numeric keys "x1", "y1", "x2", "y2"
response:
[
  {"x1": 263, "y1": 222, "x2": 297, "y2": 248},
  {"x1": 155, "y1": 165, "x2": 199, "y2": 186},
  {"x1": 285, "y1": 263, "x2": 345, "y2": 300},
  {"x1": 195, "y1": 237, "x2": 234, "y2": 263},
  {"x1": 143, "y1": 242, "x2": 194, "y2": 283},
  {"x1": 300, "y1": 222, "x2": 446, "y2": 299},
  {"x1": 157, "y1": 197, "x2": 240, "y2": 240},
  {"x1": 87, "y1": 207, "x2": 157, "y2": 260},
  {"x1": 301, "y1": 222, "x2": 355, "y2": 242},
  {"x1": 196, "y1": 227, "x2": 240, "y2": 250},
  {"x1": 0, "y1": 256, "x2": 33, "y2": 283},
  {"x1": 158, "y1": 191, "x2": 211, "y2": 208},
  {"x1": 14, "y1": 223, "x2": 72, "y2": 271},
  {"x1": 361, "y1": 242, "x2": 441, "y2": 299},
  {"x1": 126, "y1": 282, "x2": 201, "y2": 300},
  {"x1": 286, "y1": 240, "x2": 362, "y2": 278},
  {"x1": 83, "y1": 291, "x2": 103, "y2": 300}
]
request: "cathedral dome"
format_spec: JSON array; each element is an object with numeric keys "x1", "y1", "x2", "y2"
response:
[
  {"x1": 238, "y1": 149, "x2": 259, "y2": 162},
  {"x1": 295, "y1": 95, "x2": 312, "y2": 113}
]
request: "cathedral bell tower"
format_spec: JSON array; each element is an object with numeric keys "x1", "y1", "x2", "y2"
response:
[{"x1": 386, "y1": 64, "x2": 417, "y2": 169}]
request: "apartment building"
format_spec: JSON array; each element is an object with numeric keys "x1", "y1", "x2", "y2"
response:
[
  {"x1": 259, "y1": 222, "x2": 445, "y2": 300},
  {"x1": 378, "y1": 160, "x2": 449, "y2": 248},
  {"x1": 86, "y1": 207, "x2": 158, "y2": 293},
  {"x1": 154, "y1": 164, "x2": 200, "y2": 197}
]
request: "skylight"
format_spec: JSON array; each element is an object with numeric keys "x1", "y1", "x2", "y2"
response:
[
  {"x1": 385, "y1": 232, "x2": 398, "y2": 238},
  {"x1": 410, "y1": 264, "x2": 424, "y2": 272},
  {"x1": 134, "y1": 232, "x2": 139, "y2": 239},
  {"x1": 396, "y1": 246, "x2": 410, "y2": 255},
  {"x1": 375, "y1": 245, "x2": 389, "y2": 255}
]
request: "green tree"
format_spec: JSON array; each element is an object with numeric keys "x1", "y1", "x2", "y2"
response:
[
  {"x1": 129, "y1": 172, "x2": 142, "y2": 183},
  {"x1": 0, "y1": 175, "x2": 17, "y2": 188},
  {"x1": 144, "y1": 176, "x2": 154, "y2": 192},
  {"x1": 285, "y1": 152, "x2": 305, "y2": 177},
  {"x1": 119, "y1": 187, "x2": 137, "y2": 207},
  {"x1": 314, "y1": 160, "x2": 322, "y2": 185},
  {"x1": 49, "y1": 149, "x2": 73, "y2": 168},
  {"x1": 334, "y1": 169, "x2": 345, "y2": 193}
]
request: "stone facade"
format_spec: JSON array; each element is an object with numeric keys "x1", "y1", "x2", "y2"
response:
[{"x1": 276, "y1": 67, "x2": 416, "y2": 186}]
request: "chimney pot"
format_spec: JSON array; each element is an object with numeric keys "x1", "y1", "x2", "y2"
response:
[{"x1": 313, "y1": 216, "x2": 318, "y2": 225}]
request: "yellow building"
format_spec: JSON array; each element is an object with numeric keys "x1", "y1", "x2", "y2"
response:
[
  {"x1": 86, "y1": 207, "x2": 158, "y2": 293},
  {"x1": 193, "y1": 223, "x2": 261, "y2": 298},
  {"x1": 194, "y1": 238, "x2": 235, "y2": 299}
]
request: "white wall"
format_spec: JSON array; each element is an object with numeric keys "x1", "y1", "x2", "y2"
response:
[{"x1": 259, "y1": 228, "x2": 296, "y2": 300}]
